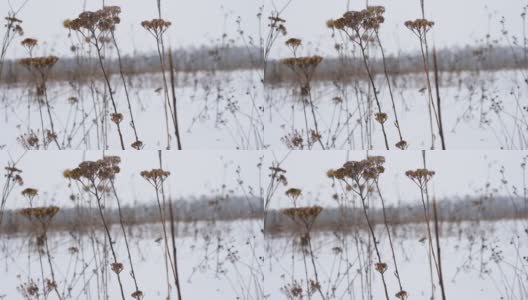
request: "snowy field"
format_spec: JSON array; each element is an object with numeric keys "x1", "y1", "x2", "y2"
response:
[
  {"x1": 0, "y1": 220, "x2": 264, "y2": 299},
  {"x1": 266, "y1": 219, "x2": 528, "y2": 300},
  {"x1": 1, "y1": 69, "x2": 527, "y2": 150},
  {"x1": 1, "y1": 219, "x2": 527, "y2": 299}
]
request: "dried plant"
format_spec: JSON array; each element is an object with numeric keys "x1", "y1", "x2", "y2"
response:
[
  {"x1": 281, "y1": 52, "x2": 325, "y2": 149},
  {"x1": 18, "y1": 55, "x2": 62, "y2": 149},
  {"x1": 64, "y1": 156, "x2": 128, "y2": 300},
  {"x1": 328, "y1": 156, "x2": 392, "y2": 300},
  {"x1": 64, "y1": 6, "x2": 128, "y2": 149},
  {"x1": 327, "y1": 7, "x2": 392, "y2": 149}
]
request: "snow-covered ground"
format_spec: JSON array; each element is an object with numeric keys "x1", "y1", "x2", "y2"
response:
[
  {"x1": 2, "y1": 219, "x2": 526, "y2": 299},
  {"x1": 0, "y1": 219, "x2": 264, "y2": 299},
  {"x1": 1, "y1": 69, "x2": 527, "y2": 150},
  {"x1": 265, "y1": 219, "x2": 528, "y2": 300}
]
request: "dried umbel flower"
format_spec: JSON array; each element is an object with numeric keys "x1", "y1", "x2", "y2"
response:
[
  {"x1": 282, "y1": 206, "x2": 323, "y2": 225},
  {"x1": 18, "y1": 131, "x2": 40, "y2": 149},
  {"x1": 282, "y1": 130, "x2": 304, "y2": 150},
  {"x1": 328, "y1": 156, "x2": 386, "y2": 184},
  {"x1": 281, "y1": 56, "x2": 323, "y2": 69},
  {"x1": 405, "y1": 168, "x2": 435, "y2": 187},
  {"x1": 285, "y1": 37, "x2": 302, "y2": 48},
  {"x1": 375, "y1": 112, "x2": 388, "y2": 124},
  {"x1": 281, "y1": 56, "x2": 323, "y2": 87},
  {"x1": 131, "y1": 140, "x2": 144, "y2": 150},
  {"x1": 46, "y1": 130, "x2": 57, "y2": 143},
  {"x1": 404, "y1": 18, "x2": 435, "y2": 39},
  {"x1": 17, "y1": 206, "x2": 60, "y2": 224},
  {"x1": 21, "y1": 38, "x2": 38, "y2": 53},
  {"x1": 46, "y1": 279, "x2": 57, "y2": 291},
  {"x1": 395, "y1": 140, "x2": 408, "y2": 150},
  {"x1": 21, "y1": 188, "x2": 38, "y2": 198},
  {"x1": 131, "y1": 290, "x2": 144, "y2": 300},
  {"x1": 327, "y1": 6, "x2": 386, "y2": 39},
  {"x1": 64, "y1": 156, "x2": 121, "y2": 185},
  {"x1": 309, "y1": 280, "x2": 321, "y2": 293},
  {"x1": 285, "y1": 187, "x2": 302, "y2": 206},
  {"x1": 18, "y1": 56, "x2": 59, "y2": 71},
  {"x1": 64, "y1": 6, "x2": 121, "y2": 34},
  {"x1": 140, "y1": 168, "x2": 171, "y2": 189},
  {"x1": 285, "y1": 188, "x2": 302, "y2": 199},
  {"x1": 395, "y1": 290, "x2": 409, "y2": 299},
  {"x1": 310, "y1": 130, "x2": 322, "y2": 143},
  {"x1": 111, "y1": 262, "x2": 124, "y2": 274},
  {"x1": 141, "y1": 18, "x2": 171, "y2": 38},
  {"x1": 111, "y1": 113, "x2": 123, "y2": 124},
  {"x1": 18, "y1": 280, "x2": 39, "y2": 298},
  {"x1": 375, "y1": 262, "x2": 388, "y2": 273},
  {"x1": 285, "y1": 37, "x2": 302, "y2": 54}
]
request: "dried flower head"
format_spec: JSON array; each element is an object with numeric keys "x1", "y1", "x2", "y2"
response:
[
  {"x1": 329, "y1": 156, "x2": 386, "y2": 185},
  {"x1": 18, "y1": 56, "x2": 59, "y2": 70},
  {"x1": 405, "y1": 168, "x2": 435, "y2": 186},
  {"x1": 141, "y1": 18, "x2": 171, "y2": 38},
  {"x1": 17, "y1": 206, "x2": 60, "y2": 224},
  {"x1": 396, "y1": 290, "x2": 408, "y2": 299},
  {"x1": 282, "y1": 130, "x2": 305, "y2": 149},
  {"x1": 140, "y1": 168, "x2": 171, "y2": 188},
  {"x1": 282, "y1": 206, "x2": 323, "y2": 229},
  {"x1": 281, "y1": 56, "x2": 323, "y2": 87},
  {"x1": 404, "y1": 18, "x2": 435, "y2": 38},
  {"x1": 21, "y1": 187, "x2": 38, "y2": 198},
  {"x1": 64, "y1": 156, "x2": 121, "y2": 188},
  {"x1": 21, "y1": 38, "x2": 37, "y2": 54},
  {"x1": 285, "y1": 187, "x2": 302, "y2": 199},
  {"x1": 285, "y1": 37, "x2": 302, "y2": 54},
  {"x1": 395, "y1": 140, "x2": 408, "y2": 150},
  {"x1": 131, "y1": 140, "x2": 144, "y2": 150},
  {"x1": 111, "y1": 262, "x2": 124, "y2": 274},
  {"x1": 111, "y1": 113, "x2": 123, "y2": 124},
  {"x1": 375, "y1": 262, "x2": 388, "y2": 273},
  {"x1": 131, "y1": 290, "x2": 144, "y2": 300},
  {"x1": 65, "y1": 6, "x2": 121, "y2": 34},
  {"x1": 328, "y1": 6, "x2": 386, "y2": 40},
  {"x1": 281, "y1": 56, "x2": 323, "y2": 69},
  {"x1": 375, "y1": 112, "x2": 388, "y2": 124}
]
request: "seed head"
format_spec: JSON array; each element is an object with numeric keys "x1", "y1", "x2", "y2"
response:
[
  {"x1": 375, "y1": 112, "x2": 387, "y2": 124},
  {"x1": 111, "y1": 113, "x2": 123, "y2": 124},
  {"x1": 111, "y1": 262, "x2": 124, "y2": 274},
  {"x1": 21, "y1": 188, "x2": 38, "y2": 198},
  {"x1": 141, "y1": 18, "x2": 171, "y2": 37},
  {"x1": 375, "y1": 262, "x2": 388, "y2": 273}
]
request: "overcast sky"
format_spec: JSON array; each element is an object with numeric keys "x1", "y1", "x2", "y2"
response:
[
  {"x1": 1, "y1": 0, "x2": 524, "y2": 59},
  {"x1": 0, "y1": 150, "x2": 525, "y2": 210}
]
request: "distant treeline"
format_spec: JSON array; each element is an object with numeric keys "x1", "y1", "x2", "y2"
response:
[
  {"x1": 0, "y1": 45, "x2": 262, "y2": 84},
  {"x1": 265, "y1": 45, "x2": 528, "y2": 84},
  {"x1": 1, "y1": 44, "x2": 527, "y2": 85},
  {"x1": 0, "y1": 195, "x2": 263, "y2": 234},
  {"x1": 265, "y1": 195, "x2": 528, "y2": 235}
]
